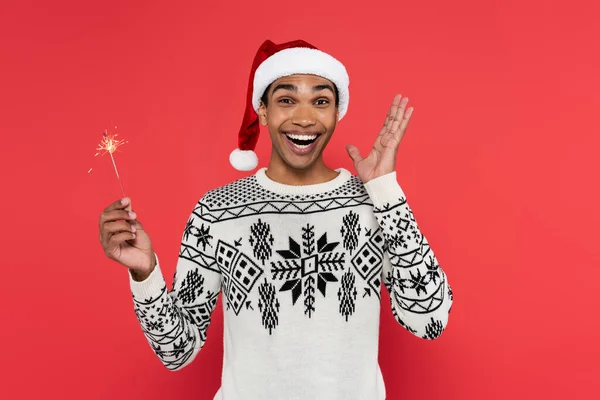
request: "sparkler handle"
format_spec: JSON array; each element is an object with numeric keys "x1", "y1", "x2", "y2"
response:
[{"x1": 109, "y1": 152, "x2": 126, "y2": 198}]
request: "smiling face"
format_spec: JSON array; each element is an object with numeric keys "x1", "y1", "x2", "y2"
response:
[{"x1": 257, "y1": 74, "x2": 339, "y2": 171}]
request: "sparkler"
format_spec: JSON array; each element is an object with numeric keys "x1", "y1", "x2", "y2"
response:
[{"x1": 90, "y1": 128, "x2": 128, "y2": 198}]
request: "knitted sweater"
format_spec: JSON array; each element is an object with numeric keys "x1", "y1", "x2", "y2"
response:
[{"x1": 129, "y1": 168, "x2": 453, "y2": 400}]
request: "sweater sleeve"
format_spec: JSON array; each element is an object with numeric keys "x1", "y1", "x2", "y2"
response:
[
  {"x1": 129, "y1": 196, "x2": 222, "y2": 370},
  {"x1": 363, "y1": 172, "x2": 453, "y2": 340}
]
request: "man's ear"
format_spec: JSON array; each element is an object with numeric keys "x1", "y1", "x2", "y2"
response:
[{"x1": 258, "y1": 102, "x2": 268, "y2": 126}]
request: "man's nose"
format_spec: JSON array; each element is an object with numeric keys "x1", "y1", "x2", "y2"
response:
[{"x1": 291, "y1": 105, "x2": 317, "y2": 127}]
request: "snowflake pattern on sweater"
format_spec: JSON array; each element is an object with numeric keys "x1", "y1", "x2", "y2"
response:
[{"x1": 129, "y1": 168, "x2": 453, "y2": 400}]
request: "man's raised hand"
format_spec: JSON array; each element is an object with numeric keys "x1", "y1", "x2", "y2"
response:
[{"x1": 346, "y1": 94, "x2": 413, "y2": 183}]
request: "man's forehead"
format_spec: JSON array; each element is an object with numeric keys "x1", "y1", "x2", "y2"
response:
[{"x1": 271, "y1": 74, "x2": 334, "y2": 86}]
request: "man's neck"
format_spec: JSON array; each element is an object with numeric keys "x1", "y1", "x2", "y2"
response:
[{"x1": 265, "y1": 157, "x2": 339, "y2": 186}]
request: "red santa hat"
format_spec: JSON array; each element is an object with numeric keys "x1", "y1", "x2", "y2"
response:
[{"x1": 229, "y1": 39, "x2": 350, "y2": 171}]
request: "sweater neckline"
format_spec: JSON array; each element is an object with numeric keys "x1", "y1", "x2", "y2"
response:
[{"x1": 254, "y1": 167, "x2": 352, "y2": 195}]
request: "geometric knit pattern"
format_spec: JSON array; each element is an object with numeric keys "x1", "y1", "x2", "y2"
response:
[
  {"x1": 198, "y1": 174, "x2": 374, "y2": 223},
  {"x1": 129, "y1": 168, "x2": 453, "y2": 399}
]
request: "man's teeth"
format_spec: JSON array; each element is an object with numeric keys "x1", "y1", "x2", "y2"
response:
[
  {"x1": 284, "y1": 133, "x2": 318, "y2": 148},
  {"x1": 286, "y1": 133, "x2": 317, "y2": 140}
]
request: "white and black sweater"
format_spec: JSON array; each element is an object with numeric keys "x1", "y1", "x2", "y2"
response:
[{"x1": 129, "y1": 168, "x2": 453, "y2": 400}]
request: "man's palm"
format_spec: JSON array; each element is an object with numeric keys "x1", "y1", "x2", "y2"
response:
[{"x1": 346, "y1": 94, "x2": 413, "y2": 183}]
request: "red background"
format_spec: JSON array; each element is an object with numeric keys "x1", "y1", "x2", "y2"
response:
[{"x1": 1, "y1": 0, "x2": 599, "y2": 399}]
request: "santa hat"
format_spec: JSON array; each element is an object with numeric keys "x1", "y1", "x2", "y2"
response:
[{"x1": 229, "y1": 39, "x2": 350, "y2": 171}]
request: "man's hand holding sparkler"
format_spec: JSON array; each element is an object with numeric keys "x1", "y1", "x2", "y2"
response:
[{"x1": 99, "y1": 197, "x2": 156, "y2": 281}]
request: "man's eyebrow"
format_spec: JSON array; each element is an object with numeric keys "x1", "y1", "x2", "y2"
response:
[
  {"x1": 312, "y1": 84, "x2": 335, "y2": 94},
  {"x1": 271, "y1": 83, "x2": 335, "y2": 96},
  {"x1": 271, "y1": 84, "x2": 297, "y2": 95}
]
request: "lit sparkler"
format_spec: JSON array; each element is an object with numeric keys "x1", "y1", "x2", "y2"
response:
[{"x1": 90, "y1": 128, "x2": 128, "y2": 197}]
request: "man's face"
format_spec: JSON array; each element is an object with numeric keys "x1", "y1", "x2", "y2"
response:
[{"x1": 257, "y1": 74, "x2": 339, "y2": 170}]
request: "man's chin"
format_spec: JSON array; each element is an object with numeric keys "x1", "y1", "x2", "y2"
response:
[{"x1": 280, "y1": 150, "x2": 321, "y2": 171}]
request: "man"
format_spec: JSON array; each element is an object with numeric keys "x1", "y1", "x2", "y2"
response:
[{"x1": 99, "y1": 39, "x2": 453, "y2": 400}]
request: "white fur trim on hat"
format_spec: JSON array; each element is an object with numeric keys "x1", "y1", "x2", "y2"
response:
[
  {"x1": 229, "y1": 148, "x2": 258, "y2": 171},
  {"x1": 252, "y1": 47, "x2": 350, "y2": 121}
]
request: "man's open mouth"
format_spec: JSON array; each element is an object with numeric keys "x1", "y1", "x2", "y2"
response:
[{"x1": 283, "y1": 132, "x2": 319, "y2": 149}]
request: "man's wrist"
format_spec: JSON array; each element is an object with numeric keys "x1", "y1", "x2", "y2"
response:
[
  {"x1": 130, "y1": 268, "x2": 151, "y2": 282},
  {"x1": 129, "y1": 254, "x2": 157, "y2": 282}
]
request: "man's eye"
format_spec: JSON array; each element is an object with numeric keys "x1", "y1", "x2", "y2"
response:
[
  {"x1": 278, "y1": 99, "x2": 292, "y2": 104},
  {"x1": 316, "y1": 99, "x2": 329, "y2": 105}
]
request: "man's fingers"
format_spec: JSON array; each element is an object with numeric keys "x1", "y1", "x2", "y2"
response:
[
  {"x1": 380, "y1": 104, "x2": 392, "y2": 133},
  {"x1": 396, "y1": 107, "x2": 414, "y2": 141},
  {"x1": 106, "y1": 231, "x2": 136, "y2": 255},
  {"x1": 387, "y1": 94, "x2": 402, "y2": 130},
  {"x1": 390, "y1": 96, "x2": 408, "y2": 134},
  {"x1": 129, "y1": 219, "x2": 144, "y2": 230},
  {"x1": 100, "y1": 209, "x2": 137, "y2": 226},
  {"x1": 379, "y1": 94, "x2": 401, "y2": 136},
  {"x1": 109, "y1": 231, "x2": 136, "y2": 246},
  {"x1": 103, "y1": 197, "x2": 130, "y2": 213},
  {"x1": 346, "y1": 144, "x2": 363, "y2": 164},
  {"x1": 100, "y1": 220, "x2": 135, "y2": 247},
  {"x1": 104, "y1": 221, "x2": 136, "y2": 235}
]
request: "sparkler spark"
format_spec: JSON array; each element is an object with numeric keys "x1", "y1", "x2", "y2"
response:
[
  {"x1": 95, "y1": 129, "x2": 127, "y2": 157},
  {"x1": 90, "y1": 128, "x2": 128, "y2": 197}
]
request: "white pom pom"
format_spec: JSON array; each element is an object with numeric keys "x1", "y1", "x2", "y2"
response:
[{"x1": 229, "y1": 148, "x2": 258, "y2": 171}]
